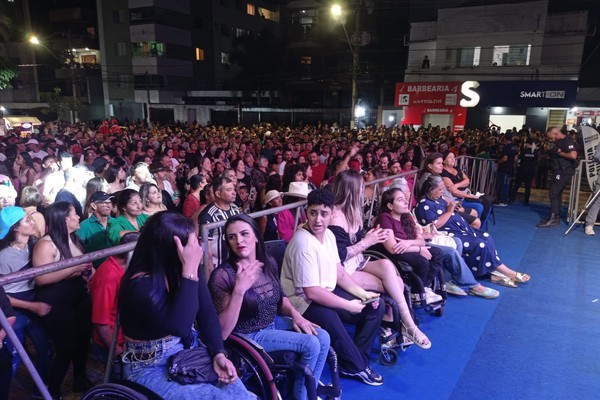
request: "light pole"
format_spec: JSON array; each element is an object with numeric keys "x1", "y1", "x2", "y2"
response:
[
  {"x1": 29, "y1": 35, "x2": 78, "y2": 123},
  {"x1": 331, "y1": 3, "x2": 359, "y2": 129}
]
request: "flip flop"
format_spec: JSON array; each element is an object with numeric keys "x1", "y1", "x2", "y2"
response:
[
  {"x1": 469, "y1": 287, "x2": 500, "y2": 299},
  {"x1": 490, "y1": 274, "x2": 518, "y2": 288},
  {"x1": 512, "y1": 272, "x2": 531, "y2": 283}
]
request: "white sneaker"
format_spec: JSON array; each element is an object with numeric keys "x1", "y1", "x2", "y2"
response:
[
  {"x1": 585, "y1": 225, "x2": 595, "y2": 236},
  {"x1": 424, "y1": 287, "x2": 443, "y2": 304}
]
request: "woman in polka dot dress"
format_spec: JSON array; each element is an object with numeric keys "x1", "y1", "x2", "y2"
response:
[{"x1": 415, "y1": 175, "x2": 531, "y2": 288}]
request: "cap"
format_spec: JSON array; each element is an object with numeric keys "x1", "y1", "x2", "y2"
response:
[
  {"x1": 90, "y1": 191, "x2": 114, "y2": 203},
  {"x1": 26, "y1": 139, "x2": 39, "y2": 145},
  {"x1": 149, "y1": 162, "x2": 167, "y2": 173},
  {"x1": 91, "y1": 157, "x2": 108, "y2": 171},
  {"x1": 284, "y1": 181, "x2": 311, "y2": 199},
  {"x1": 0, "y1": 206, "x2": 26, "y2": 240},
  {"x1": 263, "y1": 190, "x2": 283, "y2": 207}
]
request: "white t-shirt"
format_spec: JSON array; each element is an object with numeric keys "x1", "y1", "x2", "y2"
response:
[
  {"x1": 29, "y1": 149, "x2": 49, "y2": 160},
  {"x1": 281, "y1": 227, "x2": 341, "y2": 315}
]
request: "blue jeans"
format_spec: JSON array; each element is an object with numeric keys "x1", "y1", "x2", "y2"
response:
[
  {"x1": 429, "y1": 241, "x2": 479, "y2": 287},
  {"x1": 121, "y1": 336, "x2": 254, "y2": 400},
  {"x1": 241, "y1": 318, "x2": 330, "y2": 400},
  {"x1": 6, "y1": 309, "x2": 53, "y2": 380}
]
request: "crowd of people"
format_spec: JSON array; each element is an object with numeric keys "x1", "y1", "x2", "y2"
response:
[{"x1": 0, "y1": 117, "x2": 573, "y2": 399}]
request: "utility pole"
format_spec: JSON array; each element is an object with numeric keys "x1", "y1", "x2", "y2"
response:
[{"x1": 67, "y1": 32, "x2": 78, "y2": 123}]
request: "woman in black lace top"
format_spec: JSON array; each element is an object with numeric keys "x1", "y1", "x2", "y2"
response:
[
  {"x1": 118, "y1": 211, "x2": 253, "y2": 399},
  {"x1": 209, "y1": 214, "x2": 330, "y2": 400}
]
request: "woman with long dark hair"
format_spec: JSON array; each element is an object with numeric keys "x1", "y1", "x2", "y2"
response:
[
  {"x1": 118, "y1": 211, "x2": 253, "y2": 399},
  {"x1": 104, "y1": 164, "x2": 126, "y2": 194},
  {"x1": 32, "y1": 201, "x2": 94, "y2": 398},
  {"x1": 210, "y1": 214, "x2": 330, "y2": 400}
]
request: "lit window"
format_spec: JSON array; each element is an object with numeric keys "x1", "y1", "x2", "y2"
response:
[
  {"x1": 247, "y1": 3, "x2": 255, "y2": 15},
  {"x1": 493, "y1": 44, "x2": 531, "y2": 66},
  {"x1": 300, "y1": 56, "x2": 312, "y2": 65},
  {"x1": 258, "y1": 7, "x2": 279, "y2": 21},
  {"x1": 196, "y1": 48, "x2": 205, "y2": 61},
  {"x1": 221, "y1": 52, "x2": 230, "y2": 65}
]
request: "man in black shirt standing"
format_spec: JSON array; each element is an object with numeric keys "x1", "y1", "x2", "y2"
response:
[
  {"x1": 510, "y1": 138, "x2": 539, "y2": 206},
  {"x1": 537, "y1": 127, "x2": 578, "y2": 228},
  {"x1": 496, "y1": 132, "x2": 517, "y2": 206}
]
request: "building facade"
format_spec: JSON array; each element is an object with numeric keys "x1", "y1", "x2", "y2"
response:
[{"x1": 399, "y1": 0, "x2": 589, "y2": 132}]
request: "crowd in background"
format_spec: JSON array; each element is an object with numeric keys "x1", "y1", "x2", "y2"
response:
[{"x1": 0, "y1": 117, "x2": 570, "y2": 398}]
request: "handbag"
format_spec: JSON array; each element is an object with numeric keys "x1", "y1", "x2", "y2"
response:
[
  {"x1": 430, "y1": 233, "x2": 457, "y2": 249},
  {"x1": 168, "y1": 345, "x2": 218, "y2": 385}
]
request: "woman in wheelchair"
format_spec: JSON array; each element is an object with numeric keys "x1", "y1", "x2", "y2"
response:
[
  {"x1": 117, "y1": 211, "x2": 253, "y2": 399},
  {"x1": 415, "y1": 175, "x2": 531, "y2": 288},
  {"x1": 330, "y1": 171, "x2": 431, "y2": 350},
  {"x1": 209, "y1": 214, "x2": 331, "y2": 400}
]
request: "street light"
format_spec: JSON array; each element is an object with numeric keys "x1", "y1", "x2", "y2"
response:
[
  {"x1": 331, "y1": 3, "x2": 359, "y2": 129},
  {"x1": 29, "y1": 35, "x2": 78, "y2": 123}
]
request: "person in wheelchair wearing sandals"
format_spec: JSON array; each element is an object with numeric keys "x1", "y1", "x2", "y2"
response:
[
  {"x1": 329, "y1": 170, "x2": 431, "y2": 350},
  {"x1": 379, "y1": 185, "x2": 499, "y2": 299},
  {"x1": 117, "y1": 212, "x2": 254, "y2": 400},
  {"x1": 415, "y1": 176, "x2": 531, "y2": 288},
  {"x1": 209, "y1": 214, "x2": 331, "y2": 400},
  {"x1": 281, "y1": 189, "x2": 385, "y2": 387}
]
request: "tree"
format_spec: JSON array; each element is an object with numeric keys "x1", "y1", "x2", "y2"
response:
[
  {"x1": 40, "y1": 87, "x2": 84, "y2": 121},
  {"x1": 0, "y1": 5, "x2": 18, "y2": 90}
]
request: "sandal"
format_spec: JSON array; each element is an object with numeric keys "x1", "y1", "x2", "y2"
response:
[
  {"x1": 469, "y1": 286, "x2": 500, "y2": 299},
  {"x1": 490, "y1": 272, "x2": 518, "y2": 288},
  {"x1": 401, "y1": 324, "x2": 431, "y2": 350},
  {"x1": 512, "y1": 271, "x2": 531, "y2": 283}
]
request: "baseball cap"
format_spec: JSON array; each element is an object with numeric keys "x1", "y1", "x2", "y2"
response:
[
  {"x1": 0, "y1": 206, "x2": 26, "y2": 240},
  {"x1": 26, "y1": 139, "x2": 39, "y2": 145},
  {"x1": 90, "y1": 191, "x2": 114, "y2": 203},
  {"x1": 91, "y1": 157, "x2": 108, "y2": 171},
  {"x1": 149, "y1": 162, "x2": 167, "y2": 173}
]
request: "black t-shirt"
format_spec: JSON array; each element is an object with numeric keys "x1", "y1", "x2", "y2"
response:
[
  {"x1": 551, "y1": 136, "x2": 578, "y2": 174},
  {"x1": 498, "y1": 143, "x2": 517, "y2": 175},
  {"x1": 0, "y1": 286, "x2": 15, "y2": 319}
]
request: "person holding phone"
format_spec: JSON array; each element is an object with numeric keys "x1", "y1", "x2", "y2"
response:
[{"x1": 329, "y1": 171, "x2": 431, "y2": 350}]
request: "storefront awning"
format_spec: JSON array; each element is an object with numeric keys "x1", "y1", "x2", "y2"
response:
[{"x1": 4, "y1": 116, "x2": 43, "y2": 127}]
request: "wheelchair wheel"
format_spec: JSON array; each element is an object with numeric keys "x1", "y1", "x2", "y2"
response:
[
  {"x1": 225, "y1": 335, "x2": 279, "y2": 400},
  {"x1": 435, "y1": 306, "x2": 444, "y2": 317},
  {"x1": 379, "y1": 347, "x2": 398, "y2": 366},
  {"x1": 81, "y1": 383, "x2": 156, "y2": 400}
]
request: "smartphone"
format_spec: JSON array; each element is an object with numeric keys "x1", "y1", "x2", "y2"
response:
[
  {"x1": 361, "y1": 296, "x2": 380, "y2": 305},
  {"x1": 357, "y1": 256, "x2": 371, "y2": 270}
]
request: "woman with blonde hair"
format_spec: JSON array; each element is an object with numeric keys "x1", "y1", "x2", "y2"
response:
[
  {"x1": 329, "y1": 170, "x2": 431, "y2": 349},
  {"x1": 140, "y1": 183, "x2": 167, "y2": 216}
]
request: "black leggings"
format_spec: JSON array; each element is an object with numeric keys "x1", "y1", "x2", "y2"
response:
[
  {"x1": 41, "y1": 289, "x2": 92, "y2": 394},
  {"x1": 389, "y1": 246, "x2": 444, "y2": 287}
]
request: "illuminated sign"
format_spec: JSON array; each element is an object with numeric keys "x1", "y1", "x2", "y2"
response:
[{"x1": 460, "y1": 81, "x2": 480, "y2": 107}]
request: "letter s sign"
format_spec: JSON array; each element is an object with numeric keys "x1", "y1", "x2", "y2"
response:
[{"x1": 460, "y1": 81, "x2": 480, "y2": 107}]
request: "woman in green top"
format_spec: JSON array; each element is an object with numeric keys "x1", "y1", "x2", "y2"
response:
[{"x1": 107, "y1": 189, "x2": 149, "y2": 246}]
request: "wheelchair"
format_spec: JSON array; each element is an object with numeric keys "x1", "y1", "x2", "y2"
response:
[
  {"x1": 225, "y1": 332, "x2": 342, "y2": 400},
  {"x1": 363, "y1": 245, "x2": 447, "y2": 366}
]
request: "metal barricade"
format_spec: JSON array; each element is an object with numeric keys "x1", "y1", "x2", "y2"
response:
[{"x1": 455, "y1": 156, "x2": 499, "y2": 199}]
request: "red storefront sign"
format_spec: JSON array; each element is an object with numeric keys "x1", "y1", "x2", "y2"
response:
[{"x1": 395, "y1": 82, "x2": 468, "y2": 131}]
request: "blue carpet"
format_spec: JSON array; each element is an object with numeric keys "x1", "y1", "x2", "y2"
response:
[{"x1": 333, "y1": 204, "x2": 600, "y2": 400}]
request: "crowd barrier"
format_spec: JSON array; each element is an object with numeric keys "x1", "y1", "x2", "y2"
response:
[{"x1": 0, "y1": 157, "x2": 585, "y2": 400}]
